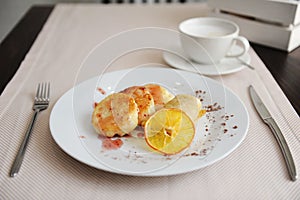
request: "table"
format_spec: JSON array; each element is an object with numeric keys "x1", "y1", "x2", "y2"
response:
[
  {"x1": 1, "y1": 5, "x2": 299, "y2": 115},
  {"x1": 0, "y1": 4, "x2": 299, "y2": 199}
]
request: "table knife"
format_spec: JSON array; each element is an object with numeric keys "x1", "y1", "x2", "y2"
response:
[{"x1": 249, "y1": 85, "x2": 297, "y2": 181}]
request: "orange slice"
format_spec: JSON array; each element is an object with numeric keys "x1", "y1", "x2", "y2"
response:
[{"x1": 144, "y1": 108, "x2": 195, "y2": 155}]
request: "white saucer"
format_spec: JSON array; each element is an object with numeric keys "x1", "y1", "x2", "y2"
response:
[{"x1": 163, "y1": 44, "x2": 251, "y2": 76}]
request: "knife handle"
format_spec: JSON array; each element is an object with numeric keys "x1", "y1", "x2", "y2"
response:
[{"x1": 265, "y1": 118, "x2": 297, "y2": 181}]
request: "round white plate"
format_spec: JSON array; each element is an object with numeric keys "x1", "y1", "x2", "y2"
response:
[
  {"x1": 49, "y1": 67, "x2": 249, "y2": 176},
  {"x1": 163, "y1": 44, "x2": 251, "y2": 76}
]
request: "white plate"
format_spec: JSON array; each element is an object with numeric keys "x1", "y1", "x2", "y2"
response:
[
  {"x1": 50, "y1": 67, "x2": 249, "y2": 176},
  {"x1": 163, "y1": 44, "x2": 251, "y2": 76}
]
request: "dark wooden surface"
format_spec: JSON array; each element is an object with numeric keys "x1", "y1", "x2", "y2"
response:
[
  {"x1": 0, "y1": 6, "x2": 53, "y2": 93},
  {"x1": 0, "y1": 5, "x2": 299, "y2": 116},
  {"x1": 251, "y1": 43, "x2": 300, "y2": 115}
]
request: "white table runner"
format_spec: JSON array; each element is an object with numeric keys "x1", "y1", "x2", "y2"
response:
[{"x1": 0, "y1": 4, "x2": 299, "y2": 199}]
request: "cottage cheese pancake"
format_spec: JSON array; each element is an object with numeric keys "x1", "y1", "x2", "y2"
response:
[
  {"x1": 121, "y1": 86, "x2": 156, "y2": 126},
  {"x1": 92, "y1": 93, "x2": 138, "y2": 137}
]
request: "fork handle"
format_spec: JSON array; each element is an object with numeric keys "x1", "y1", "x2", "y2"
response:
[{"x1": 10, "y1": 110, "x2": 40, "y2": 177}]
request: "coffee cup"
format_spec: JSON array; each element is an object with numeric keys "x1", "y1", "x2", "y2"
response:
[{"x1": 179, "y1": 17, "x2": 250, "y2": 64}]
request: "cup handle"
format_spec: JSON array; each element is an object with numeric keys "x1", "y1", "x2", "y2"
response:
[{"x1": 226, "y1": 36, "x2": 250, "y2": 58}]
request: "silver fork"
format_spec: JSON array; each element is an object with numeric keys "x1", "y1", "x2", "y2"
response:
[{"x1": 10, "y1": 83, "x2": 50, "y2": 177}]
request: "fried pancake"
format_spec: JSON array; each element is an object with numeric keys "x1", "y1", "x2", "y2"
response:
[
  {"x1": 121, "y1": 86, "x2": 155, "y2": 126},
  {"x1": 92, "y1": 93, "x2": 138, "y2": 137},
  {"x1": 144, "y1": 84, "x2": 174, "y2": 110}
]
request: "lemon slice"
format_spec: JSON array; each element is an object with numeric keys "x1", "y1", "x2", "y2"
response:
[{"x1": 144, "y1": 108, "x2": 195, "y2": 155}]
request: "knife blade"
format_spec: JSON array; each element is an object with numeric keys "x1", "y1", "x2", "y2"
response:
[{"x1": 249, "y1": 85, "x2": 297, "y2": 181}]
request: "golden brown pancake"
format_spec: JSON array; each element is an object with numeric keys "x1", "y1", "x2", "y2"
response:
[
  {"x1": 92, "y1": 93, "x2": 138, "y2": 137},
  {"x1": 144, "y1": 84, "x2": 174, "y2": 110},
  {"x1": 121, "y1": 86, "x2": 155, "y2": 126}
]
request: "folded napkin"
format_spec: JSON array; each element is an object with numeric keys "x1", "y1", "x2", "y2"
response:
[{"x1": 0, "y1": 4, "x2": 299, "y2": 200}]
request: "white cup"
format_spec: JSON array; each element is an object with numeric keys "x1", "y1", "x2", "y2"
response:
[{"x1": 179, "y1": 17, "x2": 250, "y2": 64}]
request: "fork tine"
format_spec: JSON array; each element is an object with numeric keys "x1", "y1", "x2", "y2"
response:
[
  {"x1": 47, "y1": 83, "x2": 50, "y2": 101},
  {"x1": 35, "y1": 83, "x2": 50, "y2": 102},
  {"x1": 36, "y1": 83, "x2": 41, "y2": 99},
  {"x1": 43, "y1": 82, "x2": 47, "y2": 100},
  {"x1": 40, "y1": 83, "x2": 44, "y2": 100}
]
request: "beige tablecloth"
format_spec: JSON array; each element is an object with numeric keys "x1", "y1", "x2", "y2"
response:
[{"x1": 0, "y1": 3, "x2": 299, "y2": 199}]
